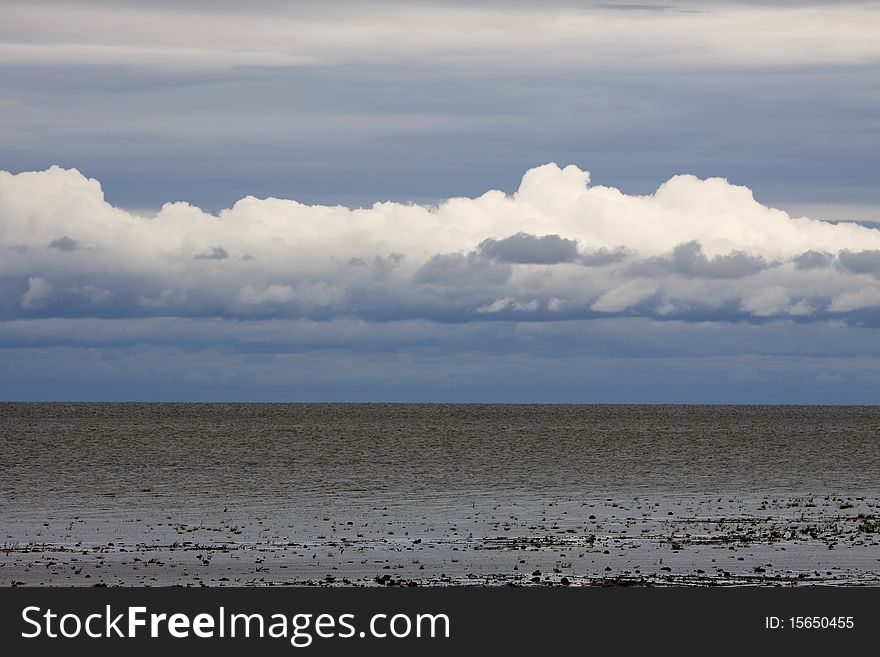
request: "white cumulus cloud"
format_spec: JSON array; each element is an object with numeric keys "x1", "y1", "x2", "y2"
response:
[{"x1": 2, "y1": 162, "x2": 880, "y2": 324}]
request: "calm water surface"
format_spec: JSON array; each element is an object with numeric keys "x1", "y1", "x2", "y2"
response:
[{"x1": 2, "y1": 404, "x2": 878, "y2": 508}]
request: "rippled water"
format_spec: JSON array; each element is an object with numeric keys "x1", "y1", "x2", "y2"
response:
[{"x1": 2, "y1": 404, "x2": 878, "y2": 507}]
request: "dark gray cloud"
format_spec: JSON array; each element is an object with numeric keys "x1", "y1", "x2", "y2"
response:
[
  {"x1": 413, "y1": 253, "x2": 512, "y2": 287},
  {"x1": 49, "y1": 236, "x2": 80, "y2": 251},
  {"x1": 630, "y1": 240, "x2": 770, "y2": 279},
  {"x1": 670, "y1": 242, "x2": 770, "y2": 278},
  {"x1": 478, "y1": 232, "x2": 579, "y2": 264},
  {"x1": 579, "y1": 247, "x2": 630, "y2": 266},
  {"x1": 194, "y1": 246, "x2": 229, "y2": 260},
  {"x1": 837, "y1": 249, "x2": 880, "y2": 276},
  {"x1": 792, "y1": 250, "x2": 833, "y2": 270}
]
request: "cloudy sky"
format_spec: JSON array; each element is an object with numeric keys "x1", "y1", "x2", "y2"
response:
[{"x1": 2, "y1": 0, "x2": 880, "y2": 402}]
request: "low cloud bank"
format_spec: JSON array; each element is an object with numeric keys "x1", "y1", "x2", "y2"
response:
[{"x1": 2, "y1": 163, "x2": 880, "y2": 323}]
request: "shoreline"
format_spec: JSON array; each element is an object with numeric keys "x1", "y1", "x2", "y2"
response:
[{"x1": 4, "y1": 493, "x2": 878, "y2": 587}]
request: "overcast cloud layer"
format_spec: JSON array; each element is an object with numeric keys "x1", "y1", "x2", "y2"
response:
[{"x1": 2, "y1": 1, "x2": 879, "y2": 213}]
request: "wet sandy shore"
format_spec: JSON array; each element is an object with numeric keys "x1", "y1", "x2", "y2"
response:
[
  {"x1": 4, "y1": 404, "x2": 879, "y2": 586},
  {"x1": 3, "y1": 492, "x2": 878, "y2": 586}
]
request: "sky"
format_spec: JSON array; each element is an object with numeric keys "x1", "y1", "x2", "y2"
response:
[{"x1": 2, "y1": 0, "x2": 880, "y2": 402}]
